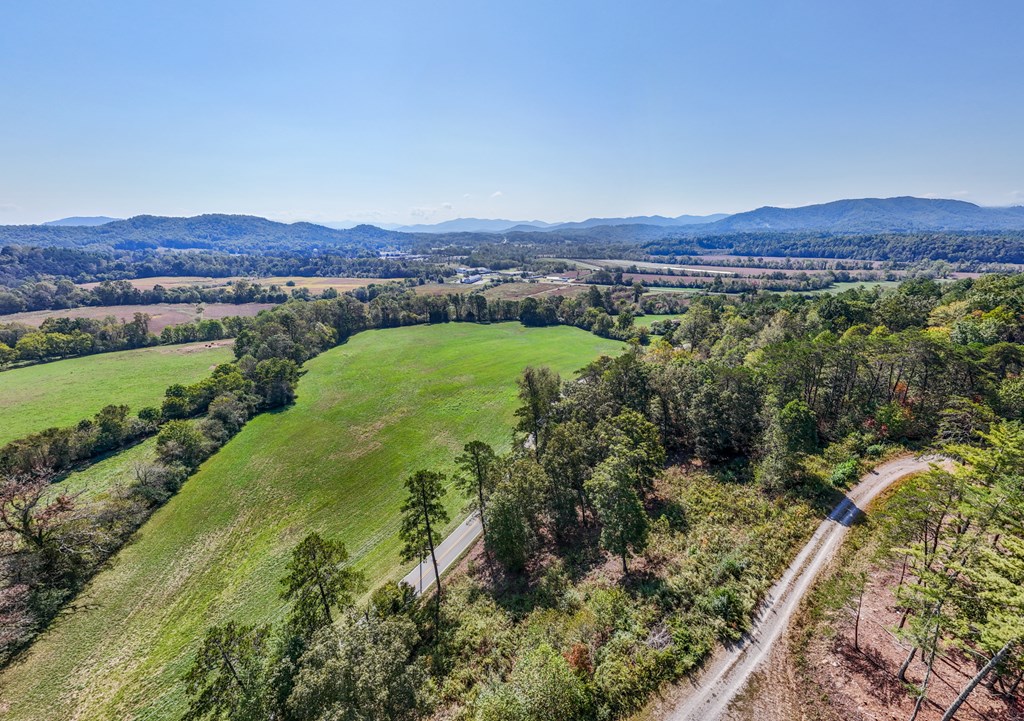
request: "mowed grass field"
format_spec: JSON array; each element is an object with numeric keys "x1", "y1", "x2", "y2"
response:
[
  {"x1": 0, "y1": 323, "x2": 623, "y2": 721},
  {"x1": 0, "y1": 341, "x2": 234, "y2": 446}
]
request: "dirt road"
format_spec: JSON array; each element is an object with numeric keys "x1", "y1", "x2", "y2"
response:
[{"x1": 664, "y1": 455, "x2": 947, "y2": 721}]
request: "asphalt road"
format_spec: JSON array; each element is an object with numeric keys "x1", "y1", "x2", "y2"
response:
[
  {"x1": 401, "y1": 511, "x2": 482, "y2": 594},
  {"x1": 664, "y1": 454, "x2": 948, "y2": 721}
]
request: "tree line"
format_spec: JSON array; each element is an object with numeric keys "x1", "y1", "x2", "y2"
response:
[{"x1": 0, "y1": 313, "x2": 251, "y2": 369}]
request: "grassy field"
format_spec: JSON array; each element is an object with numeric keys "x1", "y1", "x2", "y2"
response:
[
  {"x1": 50, "y1": 438, "x2": 157, "y2": 504},
  {"x1": 0, "y1": 323, "x2": 623, "y2": 721},
  {"x1": 1, "y1": 303, "x2": 275, "y2": 332},
  {"x1": 0, "y1": 341, "x2": 234, "y2": 446},
  {"x1": 806, "y1": 279, "x2": 904, "y2": 295},
  {"x1": 635, "y1": 313, "x2": 686, "y2": 328}
]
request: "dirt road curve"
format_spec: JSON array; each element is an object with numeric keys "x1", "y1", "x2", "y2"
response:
[{"x1": 664, "y1": 454, "x2": 948, "y2": 721}]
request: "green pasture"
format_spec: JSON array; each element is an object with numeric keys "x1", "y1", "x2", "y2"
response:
[
  {"x1": 0, "y1": 342, "x2": 233, "y2": 446},
  {"x1": 0, "y1": 322, "x2": 622, "y2": 720}
]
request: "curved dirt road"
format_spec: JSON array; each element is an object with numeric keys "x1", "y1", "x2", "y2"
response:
[{"x1": 665, "y1": 454, "x2": 947, "y2": 721}]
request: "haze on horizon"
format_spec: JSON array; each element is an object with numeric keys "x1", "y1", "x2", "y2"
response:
[{"x1": 1, "y1": 0, "x2": 1022, "y2": 226}]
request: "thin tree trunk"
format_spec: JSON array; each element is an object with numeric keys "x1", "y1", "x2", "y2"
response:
[
  {"x1": 909, "y1": 623, "x2": 942, "y2": 721},
  {"x1": 476, "y1": 479, "x2": 488, "y2": 543},
  {"x1": 422, "y1": 496, "x2": 442, "y2": 624},
  {"x1": 221, "y1": 648, "x2": 247, "y2": 691},
  {"x1": 940, "y1": 640, "x2": 1014, "y2": 721},
  {"x1": 318, "y1": 580, "x2": 333, "y2": 626},
  {"x1": 898, "y1": 646, "x2": 918, "y2": 683},
  {"x1": 854, "y1": 584, "x2": 864, "y2": 652}
]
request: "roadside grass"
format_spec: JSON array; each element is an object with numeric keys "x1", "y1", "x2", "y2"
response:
[
  {"x1": 0, "y1": 341, "x2": 234, "y2": 446},
  {"x1": 0, "y1": 323, "x2": 623, "y2": 721}
]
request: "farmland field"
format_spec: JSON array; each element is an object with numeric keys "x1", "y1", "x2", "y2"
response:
[
  {"x1": 1, "y1": 302, "x2": 275, "y2": 332},
  {"x1": 78, "y1": 275, "x2": 403, "y2": 292},
  {"x1": 0, "y1": 323, "x2": 624, "y2": 721},
  {"x1": 0, "y1": 341, "x2": 234, "y2": 446}
]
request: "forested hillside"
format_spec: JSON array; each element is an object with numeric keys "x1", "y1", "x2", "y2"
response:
[{"x1": 4, "y1": 271, "x2": 1023, "y2": 720}]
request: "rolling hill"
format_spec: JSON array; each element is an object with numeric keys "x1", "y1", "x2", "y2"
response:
[
  {"x1": 0, "y1": 322, "x2": 623, "y2": 721},
  {"x1": 701, "y1": 196, "x2": 1024, "y2": 233},
  {"x1": 0, "y1": 214, "x2": 408, "y2": 254}
]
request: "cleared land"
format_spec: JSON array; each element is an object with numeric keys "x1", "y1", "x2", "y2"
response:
[
  {"x1": 1, "y1": 303, "x2": 275, "y2": 332},
  {"x1": 0, "y1": 323, "x2": 623, "y2": 721},
  {"x1": 78, "y1": 275, "x2": 403, "y2": 292},
  {"x1": 0, "y1": 341, "x2": 234, "y2": 445},
  {"x1": 635, "y1": 313, "x2": 686, "y2": 328}
]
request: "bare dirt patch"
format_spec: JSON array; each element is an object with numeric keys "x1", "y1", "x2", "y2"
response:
[
  {"x1": 727, "y1": 558, "x2": 1023, "y2": 721},
  {"x1": 799, "y1": 562, "x2": 1019, "y2": 721}
]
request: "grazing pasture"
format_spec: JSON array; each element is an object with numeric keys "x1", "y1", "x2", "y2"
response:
[
  {"x1": 0, "y1": 323, "x2": 623, "y2": 721},
  {"x1": 0, "y1": 341, "x2": 234, "y2": 445},
  {"x1": 0, "y1": 302, "x2": 275, "y2": 332}
]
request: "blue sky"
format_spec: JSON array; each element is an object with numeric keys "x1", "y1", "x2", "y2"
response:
[{"x1": 1, "y1": 0, "x2": 1022, "y2": 225}]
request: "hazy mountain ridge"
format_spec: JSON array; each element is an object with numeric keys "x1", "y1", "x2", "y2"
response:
[
  {"x1": 0, "y1": 214, "x2": 407, "y2": 254},
  {"x1": 6, "y1": 198, "x2": 1024, "y2": 255},
  {"x1": 706, "y1": 197, "x2": 1024, "y2": 233},
  {"x1": 395, "y1": 218, "x2": 557, "y2": 233},
  {"x1": 43, "y1": 216, "x2": 121, "y2": 227}
]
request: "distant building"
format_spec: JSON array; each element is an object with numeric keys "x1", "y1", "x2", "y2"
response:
[{"x1": 461, "y1": 274, "x2": 483, "y2": 284}]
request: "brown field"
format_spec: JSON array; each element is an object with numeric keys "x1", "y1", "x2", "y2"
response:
[
  {"x1": 0, "y1": 303, "x2": 276, "y2": 332},
  {"x1": 78, "y1": 276, "x2": 403, "y2": 292},
  {"x1": 482, "y1": 281, "x2": 586, "y2": 300},
  {"x1": 411, "y1": 282, "x2": 469, "y2": 296}
]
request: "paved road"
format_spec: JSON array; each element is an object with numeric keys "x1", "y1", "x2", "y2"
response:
[
  {"x1": 401, "y1": 511, "x2": 482, "y2": 594},
  {"x1": 664, "y1": 454, "x2": 948, "y2": 721}
]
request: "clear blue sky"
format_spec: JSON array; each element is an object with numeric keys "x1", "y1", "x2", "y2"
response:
[{"x1": 2, "y1": 0, "x2": 1022, "y2": 225}]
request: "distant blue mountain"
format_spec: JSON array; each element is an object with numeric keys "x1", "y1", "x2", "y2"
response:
[
  {"x1": 704, "y1": 197, "x2": 1024, "y2": 233},
  {"x1": 402, "y1": 213, "x2": 729, "y2": 234},
  {"x1": 395, "y1": 218, "x2": 557, "y2": 233},
  {"x1": 512, "y1": 213, "x2": 729, "y2": 232},
  {"x1": 44, "y1": 216, "x2": 121, "y2": 226}
]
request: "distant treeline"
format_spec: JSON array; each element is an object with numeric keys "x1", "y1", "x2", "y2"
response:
[
  {"x1": 451, "y1": 230, "x2": 1024, "y2": 270},
  {"x1": 644, "y1": 230, "x2": 1024, "y2": 264},
  {"x1": 0, "y1": 245, "x2": 435, "y2": 294}
]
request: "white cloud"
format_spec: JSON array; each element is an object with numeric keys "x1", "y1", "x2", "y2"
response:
[
  {"x1": 463, "y1": 193, "x2": 472, "y2": 199},
  {"x1": 409, "y1": 202, "x2": 455, "y2": 220},
  {"x1": 490, "y1": 191, "x2": 503, "y2": 199},
  {"x1": 0, "y1": 202, "x2": 19, "y2": 213}
]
